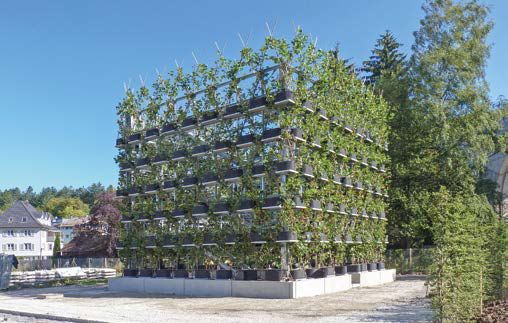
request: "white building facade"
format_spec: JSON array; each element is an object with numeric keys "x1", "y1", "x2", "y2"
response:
[{"x1": 0, "y1": 201, "x2": 56, "y2": 259}]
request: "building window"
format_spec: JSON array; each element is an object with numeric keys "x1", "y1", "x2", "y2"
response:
[
  {"x1": 6, "y1": 243, "x2": 16, "y2": 251},
  {"x1": 8, "y1": 218, "x2": 12, "y2": 223},
  {"x1": 6, "y1": 230, "x2": 15, "y2": 237},
  {"x1": 21, "y1": 217, "x2": 27, "y2": 222},
  {"x1": 23, "y1": 243, "x2": 33, "y2": 251},
  {"x1": 48, "y1": 244, "x2": 53, "y2": 250}
]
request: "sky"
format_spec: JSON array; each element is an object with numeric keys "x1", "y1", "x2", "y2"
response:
[{"x1": 0, "y1": 0, "x2": 506, "y2": 192}]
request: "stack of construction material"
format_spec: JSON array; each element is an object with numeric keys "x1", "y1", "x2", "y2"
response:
[
  {"x1": 8, "y1": 268, "x2": 117, "y2": 286},
  {"x1": 83, "y1": 268, "x2": 117, "y2": 279}
]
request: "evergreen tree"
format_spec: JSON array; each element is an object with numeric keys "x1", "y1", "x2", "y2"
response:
[{"x1": 53, "y1": 233, "x2": 61, "y2": 257}]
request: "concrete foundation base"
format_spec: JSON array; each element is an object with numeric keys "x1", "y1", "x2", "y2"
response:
[
  {"x1": 350, "y1": 269, "x2": 396, "y2": 287},
  {"x1": 108, "y1": 273, "x2": 356, "y2": 299}
]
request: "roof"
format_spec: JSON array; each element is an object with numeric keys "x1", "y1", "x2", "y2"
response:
[
  {"x1": 0, "y1": 201, "x2": 52, "y2": 229},
  {"x1": 58, "y1": 217, "x2": 89, "y2": 228}
]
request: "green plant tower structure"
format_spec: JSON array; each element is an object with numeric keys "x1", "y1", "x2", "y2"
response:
[{"x1": 115, "y1": 31, "x2": 390, "y2": 280}]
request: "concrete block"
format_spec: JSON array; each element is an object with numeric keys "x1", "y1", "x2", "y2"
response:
[
  {"x1": 108, "y1": 277, "x2": 145, "y2": 293},
  {"x1": 324, "y1": 275, "x2": 352, "y2": 294},
  {"x1": 144, "y1": 277, "x2": 184, "y2": 295},
  {"x1": 184, "y1": 279, "x2": 232, "y2": 297},
  {"x1": 378, "y1": 269, "x2": 396, "y2": 284},
  {"x1": 293, "y1": 278, "x2": 325, "y2": 298},
  {"x1": 231, "y1": 280, "x2": 292, "y2": 299}
]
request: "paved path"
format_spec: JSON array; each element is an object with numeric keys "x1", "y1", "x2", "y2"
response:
[{"x1": 0, "y1": 275, "x2": 431, "y2": 322}]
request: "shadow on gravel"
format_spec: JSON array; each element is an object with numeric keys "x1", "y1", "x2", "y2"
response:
[{"x1": 362, "y1": 297, "x2": 432, "y2": 322}]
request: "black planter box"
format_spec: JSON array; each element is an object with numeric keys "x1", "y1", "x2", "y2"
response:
[
  {"x1": 355, "y1": 235, "x2": 363, "y2": 244},
  {"x1": 136, "y1": 157, "x2": 150, "y2": 169},
  {"x1": 145, "y1": 236, "x2": 157, "y2": 249},
  {"x1": 145, "y1": 183, "x2": 159, "y2": 194},
  {"x1": 310, "y1": 199, "x2": 322, "y2": 211},
  {"x1": 319, "y1": 171, "x2": 329, "y2": 181},
  {"x1": 261, "y1": 128, "x2": 281, "y2": 142},
  {"x1": 303, "y1": 165, "x2": 314, "y2": 178},
  {"x1": 311, "y1": 137, "x2": 322, "y2": 148},
  {"x1": 379, "y1": 164, "x2": 386, "y2": 173},
  {"x1": 163, "y1": 180, "x2": 176, "y2": 191},
  {"x1": 274, "y1": 90, "x2": 295, "y2": 103},
  {"x1": 249, "y1": 96, "x2": 268, "y2": 112},
  {"x1": 330, "y1": 115, "x2": 340, "y2": 125},
  {"x1": 136, "y1": 215, "x2": 149, "y2": 223},
  {"x1": 325, "y1": 203, "x2": 335, "y2": 213},
  {"x1": 370, "y1": 160, "x2": 378, "y2": 170},
  {"x1": 192, "y1": 144, "x2": 210, "y2": 157},
  {"x1": 339, "y1": 204, "x2": 348, "y2": 215},
  {"x1": 251, "y1": 164, "x2": 265, "y2": 177},
  {"x1": 305, "y1": 268, "x2": 319, "y2": 278},
  {"x1": 276, "y1": 231, "x2": 297, "y2": 243},
  {"x1": 192, "y1": 204, "x2": 209, "y2": 216},
  {"x1": 332, "y1": 174, "x2": 342, "y2": 184},
  {"x1": 347, "y1": 264, "x2": 361, "y2": 273},
  {"x1": 163, "y1": 235, "x2": 177, "y2": 247},
  {"x1": 181, "y1": 116, "x2": 197, "y2": 130},
  {"x1": 317, "y1": 108, "x2": 328, "y2": 120},
  {"x1": 216, "y1": 269, "x2": 233, "y2": 280},
  {"x1": 123, "y1": 269, "x2": 138, "y2": 277},
  {"x1": 350, "y1": 154, "x2": 359, "y2": 163},
  {"x1": 173, "y1": 269, "x2": 189, "y2": 278},
  {"x1": 293, "y1": 196, "x2": 306, "y2": 209},
  {"x1": 342, "y1": 177, "x2": 353, "y2": 188},
  {"x1": 115, "y1": 138, "x2": 125, "y2": 147},
  {"x1": 243, "y1": 270, "x2": 258, "y2": 281},
  {"x1": 345, "y1": 234, "x2": 354, "y2": 244},
  {"x1": 224, "y1": 234, "x2": 237, "y2": 245},
  {"x1": 128, "y1": 187, "x2": 141, "y2": 196},
  {"x1": 213, "y1": 201, "x2": 229, "y2": 214},
  {"x1": 194, "y1": 269, "x2": 211, "y2": 279},
  {"x1": 213, "y1": 140, "x2": 231, "y2": 152},
  {"x1": 335, "y1": 266, "x2": 347, "y2": 275},
  {"x1": 361, "y1": 263, "x2": 368, "y2": 272},
  {"x1": 361, "y1": 209, "x2": 369, "y2": 218},
  {"x1": 356, "y1": 128, "x2": 364, "y2": 138},
  {"x1": 224, "y1": 168, "x2": 243, "y2": 181},
  {"x1": 181, "y1": 236, "x2": 195, "y2": 247},
  {"x1": 224, "y1": 104, "x2": 240, "y2": 118},
  {"x1": 355, "y1": 181, "x2": 363, "y2": 191},
  {"x1": 236, "y1": 134, "x2": 255, "y2": 147},
  {"x1": 367, "y1": 263, "x2": 377, "y2": 271},
  {"x1": 155, "y1": 269, "x2": 172, "y2": 278},
  {"x1": 201, "y1": 111, "x2": 218, "y2": 125},
  {"x1": 360, "y1": 157, "x2": 369, "y2": 167},
  {"x1": 320, "y1": 267, "x2": 335, "y2": 277},
  {"x1": 153, "y1": 210, "x2": 167, "y2": 221},
  {"x1": 172, "y1": 149, "x2": 187, "y2": 161},
  {"x1": 128, "y1": 133, "x2": 142, "y2": 143},
  {"x1": 379, "y1": 210, "x2": 387, "y2": 220},
  {"x1": 377, "y1": 262, "x2": 385, "y2": 270},
  {"x1": 338, "y1": 148, "x2": 348, "y2": 158},
  {"x1": 275, "y1": 160, "x2": 296, "y2": 174},
  {"x1": 291, "y1": 128, "x2": 305, "y2": 141},
  {"x1": 262, "y1": 196, "x2": 282, "y2": 210},
  {"x1": 290, "y1": 269, "x2": 307, "y2": 280},
  {"x1": 344, "y1": 123, "x2": 353, "y2": 133},
  {"x1": 249, "y1": 232, "x2": 266, "y2": 244},
  {"x1": 153, "y1": 154, "x2": 168, "y2": 165},
  {"x1": 171, "y1": 209, "x2": 185, "y2": 218},
  {"x1": 264, "y1": 269, "x2": 286, "y2": 281},
  {"x1": 202, "y1": 172, "x2": 218, "y2": 185},
  {"x1": 161, "y1": 122, "x2": 177, "y2": 134},
  {"x1": 237, "y1": 199, "x2": 255, "y2": 212},
  {"x1": 116, "y1": 190, "x2": 128, "y2": 198},
  {"x1": 182, "y1": 176, "x2": 198, "y2": 187},
  {"x1": 120, "y1": 216, "x2": 131, "y2": 223},
  {"x1": 364, "y1": 131, "x2": 374, "y2": 143},
  {"x1": 145, "y1": 128, "x2": 159, "y2": 140},
  {"x1": 119, "y1": 162, "x2": 132, "y2": 171},
  {"x1": 303, "y1": 100, "x2": 314, "y2": 112},
  {"x1": 202, "y1": 234, "x2": 216, "y2": 246},
  {"x1": 139, "y1": 269, "x2": 154, "y2": 278}
]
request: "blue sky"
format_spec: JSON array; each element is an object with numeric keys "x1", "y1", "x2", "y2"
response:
[{"x1": 0, "y1": 0, "x2": 506, "y2": 192}]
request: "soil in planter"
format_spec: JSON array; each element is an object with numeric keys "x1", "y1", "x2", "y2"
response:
[
  {"x1": 194, "y1": 269, "x2": 211, "y2": 279},
  {"x1": 264, "y1": 269, "x2": 286, "y2": 281},
  {"x1": 215, "y1": 269, "x2": 233, "y2": 280},
  {"x1": 243, "y1": 270, "x2": 258, "y2": 281}
]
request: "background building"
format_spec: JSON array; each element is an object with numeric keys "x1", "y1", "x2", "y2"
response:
[
  {"x1": 0, "y1": 201, "x2": 56, "y2": 259},
  {"x1": 53, "y1": 216, "x2": 89, "y2": 248},
  {"x1": 485, "y1": 116, "x2": 508, "y2": 218}
]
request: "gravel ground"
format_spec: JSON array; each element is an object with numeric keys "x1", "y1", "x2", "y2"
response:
[{"x1": 0, "y1": 275, "x2": 432, "y2": 323}]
